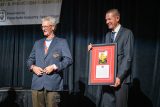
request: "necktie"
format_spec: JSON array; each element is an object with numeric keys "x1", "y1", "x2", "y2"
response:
[
  {"x1": 111, "y1": 32, "x2": 116, "y2": 43},
  {"x1": 44, "y1": 39, "x2": 53, "y2": 54},
  {"x1": 44, "y1": 41, "x2": 48, "y2": 54}
]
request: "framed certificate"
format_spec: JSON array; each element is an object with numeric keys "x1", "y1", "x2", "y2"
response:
[{"x1": 88, "y1": 43, "x2": 117, "y2": 85}]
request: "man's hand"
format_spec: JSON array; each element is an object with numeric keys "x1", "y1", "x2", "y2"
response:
[
  {"x1": 113, "y1": 77, "x2": 121, "y2": 87},
  {"x1": 43, "y1": 64, "x2": 58, "y2": 74},
  {"x1": 32, "y1": 65, "x2": 44, "y2": 76},
  {"x1": 88, "y1": 43, "x2": 92, "y2": 51}
]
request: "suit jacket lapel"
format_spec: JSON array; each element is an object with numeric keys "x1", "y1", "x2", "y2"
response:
[
  {"x1": 44, "y1": 37, "x2": 58, "y2": 58},
  {"x1": 109, "y1": 32, "x2": 113, "y2": 43},
  {"x1": 114, "y1": 26, "x2": 123, "y2": 42},
  {"x1": 38, "y1": 38, "x2": 46, "y2": 59}
]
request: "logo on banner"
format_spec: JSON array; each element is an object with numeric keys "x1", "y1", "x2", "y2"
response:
[{"x1": 0, "y1": 10, "x2": 6, "y2": 22}]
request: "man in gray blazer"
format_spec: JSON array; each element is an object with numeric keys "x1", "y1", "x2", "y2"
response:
[
  {"x1": 27, "y1": 16, "x2": 72, "y2": 107},
  {"x1": 88, "y1": 9, "x2": 134, "y2": 107}
]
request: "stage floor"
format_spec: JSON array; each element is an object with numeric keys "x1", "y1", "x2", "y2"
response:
[{"x1": 0, "y1": 87, "x2": 96, "y2": 107}]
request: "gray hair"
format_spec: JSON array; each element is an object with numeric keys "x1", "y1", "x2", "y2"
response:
[
  {"x1": 106, "y1": 9, "x2": 120, "y2": 17},
  {"x1": 41, "y1": 16, "x2": 57, "y2": 26}
]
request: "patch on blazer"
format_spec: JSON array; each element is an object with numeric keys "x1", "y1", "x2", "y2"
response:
[{"x1": 53, "y1": 53, "x2": 60, "y2": 58}]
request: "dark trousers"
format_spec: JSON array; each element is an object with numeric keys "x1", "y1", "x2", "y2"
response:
[
  {"x1": 100, "y1": 83, "x2": 129, "y2": 107},
  {"x1": 32, "y1": 89, "x2": 60, "y2": 107}
]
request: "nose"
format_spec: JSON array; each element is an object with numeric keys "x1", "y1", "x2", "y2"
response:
[{"x1": 106, "y1": 20, "x2": 109, "y2": 24}]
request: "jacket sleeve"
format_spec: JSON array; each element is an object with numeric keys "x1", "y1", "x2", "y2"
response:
[
  {"x1": 56, "y1": 39, "x2": 73, "y2": 71},
  {"x1": 118, "y1": 31, "x2": 134, "y2": 82},
  {"x1": 27, "y1": 42, "x2": 36, "y2": 70}
]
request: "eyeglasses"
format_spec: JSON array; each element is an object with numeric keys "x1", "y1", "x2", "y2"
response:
[{"x1": 41, "y1": 25, "x2": 52, "y2": 29}]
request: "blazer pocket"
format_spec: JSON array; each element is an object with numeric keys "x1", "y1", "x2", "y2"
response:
[
  {"x1": 118, "y1": 49, "x2": 124, "y2": 56},
  {"x1": 117, "y1": 49, "x2": 124, "y2": 63},
  {"x1": 52, "y1": 50, "x2": 62, "y2": 60}
]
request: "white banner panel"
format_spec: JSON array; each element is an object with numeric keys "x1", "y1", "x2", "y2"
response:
[{"x1": 0, "y1": 0, "x2": 62, "y2": 26}]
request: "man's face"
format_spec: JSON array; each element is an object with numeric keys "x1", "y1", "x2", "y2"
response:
[
  {"x1": 42, "y1": 21, "x2": 55, "y2": 36},
  {"x1": 105, "y1": 12, "x2": 119, "y2": 30}
]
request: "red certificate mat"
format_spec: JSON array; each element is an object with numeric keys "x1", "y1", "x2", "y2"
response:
[{"x1": 88, "y1": 43, "x2": 117, "y2": 85}]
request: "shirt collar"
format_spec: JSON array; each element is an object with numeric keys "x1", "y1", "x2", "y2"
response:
[{"x1": 112, "y1": 24, "x2": 121, "y2": 33}]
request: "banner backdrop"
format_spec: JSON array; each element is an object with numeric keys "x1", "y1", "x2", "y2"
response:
[{"x1": 0, "y1": 0, "x2": 62, "y2": 26}]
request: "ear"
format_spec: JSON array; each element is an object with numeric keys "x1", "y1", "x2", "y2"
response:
[
  {"x1": 116, "y1": 16, "x2": 120, "y2": 22},
  {"x1": 52, "y1": 25, "x2": 55, "y2": 30},
  {"x1": 52, "y1": 25, "x2": 56, "y2": 31}
]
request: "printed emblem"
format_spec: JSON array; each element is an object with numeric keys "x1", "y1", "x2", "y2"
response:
[
  {"x1": 0, "y1": 10, "x2": 6, "y2": 22},
  {"x1": 53, "y1": 53, "x2": 60, "y2": 58}
]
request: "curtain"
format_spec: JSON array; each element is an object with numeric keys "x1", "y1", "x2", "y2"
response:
[{"x1": 0, "y1": 0, "x2": 159, "y2": 107}]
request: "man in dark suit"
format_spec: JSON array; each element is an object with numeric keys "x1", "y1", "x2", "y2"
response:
[
  {"x1": 88, "y1": 9, "x2": 134, "y2": 107},
  {"x1": 27, "y1": 16, "x2": 72, "y2": 107}
]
